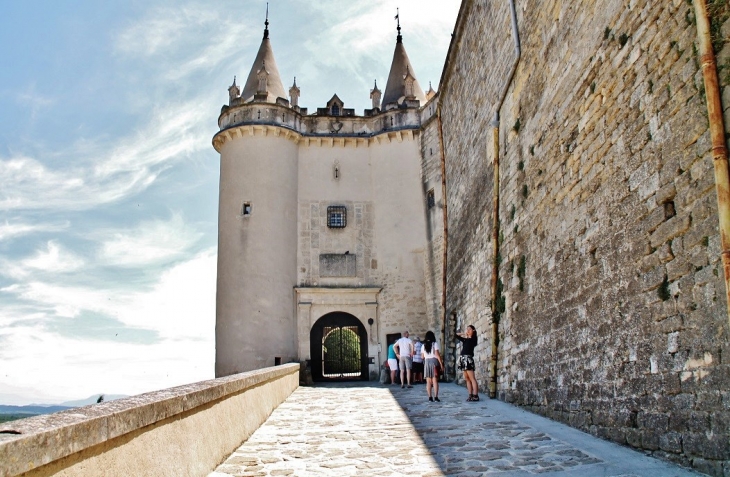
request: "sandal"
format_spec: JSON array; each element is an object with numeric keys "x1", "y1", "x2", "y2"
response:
[
  {"x1": 466, "y1": 395, "x2": 474, "y2": 401},
  {"x1": 472, "y1": 394, "x2": 480, "y2": 401}
]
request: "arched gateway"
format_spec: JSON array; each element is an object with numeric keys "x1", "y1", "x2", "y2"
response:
[{"x1": 310, "y1": 312, "x2": 368, "y2": 381}]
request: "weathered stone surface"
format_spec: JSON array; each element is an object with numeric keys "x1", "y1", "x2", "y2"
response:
[
  {"x1": 210, "y1": 383, "x2": 698, "y2": 477},
  {"x1": 438, "y1": 0, "x2": 729, "y2": 475}
]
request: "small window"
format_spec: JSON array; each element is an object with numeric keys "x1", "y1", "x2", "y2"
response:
[
  {"x1": 327, "y1": 205, "x2": 347, "y2": 228},
  {"x1": 242, "y1": 202, "x2": 252, "y2": 216},
  {"x1": 427, "y1": 189, "x2": 435, "y2": 209},
  {"x1": 332, "y1": 104, "x2": 340, "y2": 116}
]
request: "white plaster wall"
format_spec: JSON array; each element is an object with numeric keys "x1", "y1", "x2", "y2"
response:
[{"x1": 215, "y1": 132, "x2": 299, "y2": 376}]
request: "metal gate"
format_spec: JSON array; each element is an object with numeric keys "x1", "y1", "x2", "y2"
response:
[{"x1": 310, "y1": 312, "x2": 368, "y2": 381}]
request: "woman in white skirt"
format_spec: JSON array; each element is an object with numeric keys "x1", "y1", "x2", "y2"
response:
[{"x1": 421, "y1": 330, "x2": 444, "y2": 402}]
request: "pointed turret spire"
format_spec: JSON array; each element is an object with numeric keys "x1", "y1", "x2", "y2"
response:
[
  {"x1": 289, "y1": 77, "x2": 300, "y2": 107},
  {"x1": 240, "y1": 6, "x2": 287, "y2": 103},
  {"x1": 381, "y1": 12, "x2": 426, "y2": 108},
  {"x1": 264, "y1": 2, "x2": 270, "y2": 39},
  {"x1": 370, "y1": 79, "x2": 382, "y2": 110},
  {"x1": 425, "y1": 81, "x2": 436, "y2": 101},
  {"x1": 395, "y1": 8, "x2": 402, "y2": 43},
  {"x1": 228, "y1": 76, "x2": 240, "y2": 104}
]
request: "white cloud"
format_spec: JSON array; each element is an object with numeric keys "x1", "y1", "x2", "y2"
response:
[
  {"x1": 99, "y1": 212, "x2": 202, "y2": 267},
  {"x1": 0, "y1": 241, "x2": 85, "y2": 281},
  {"x1": 0, "y1": 98, "x2": 212, "y2": 212},
  {"x1": 0, "y1": 324, "x2": 214, "y2": 404},
  {"x1": 0, "y1": 220, "x2": 69, "y2": 241},
  {"x1": 23, "y1": 241, "x2": 85, "y2": 273},
  {"x1": 115, "y1": 248, "x2": 217, "y2": 339},
  {"x1": 0, "y1": 248, "x2": 216, "y2": 337},
  {"x1": 0, "y1": 249, "x2": 217, "y2": 402},
  {"x1": 113, "y1": 3, "x2": 251, "y2": 81}
]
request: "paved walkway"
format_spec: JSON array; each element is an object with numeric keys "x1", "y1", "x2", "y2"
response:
[{"x1": 209, "y1": 382, "x2": 702, "y2": 477}]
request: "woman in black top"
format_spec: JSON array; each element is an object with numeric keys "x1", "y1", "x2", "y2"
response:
[{"x1": 456, "y1": 325, "x2": 479, "y2": 401}]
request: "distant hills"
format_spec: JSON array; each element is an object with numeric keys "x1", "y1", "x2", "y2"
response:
[
  {"x1": 60, "y1": 394, "x2": 128, "y2": 407},
  {"x1": 0, "y1": 394, "x2": 128, "y2": 424}
]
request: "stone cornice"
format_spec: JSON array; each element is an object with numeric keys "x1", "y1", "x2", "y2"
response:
[
  {"x1": 212, "y1": 98, "x2": 437, "y2": 152},
  {"x1": 213, "y1": 121, "x2": 420, "y2": 152}
]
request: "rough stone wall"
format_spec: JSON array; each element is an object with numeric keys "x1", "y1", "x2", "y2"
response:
[
  {"x1": 420, "y1": 113, "x2": 447, "y2": 341},
  {"x1": 439, "y1": 0, "x2": 730, "y2": 474}
]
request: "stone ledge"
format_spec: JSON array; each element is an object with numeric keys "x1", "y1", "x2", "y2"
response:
[{"x1": 0, "y1": 363, "x2": 299, "y2": 477}]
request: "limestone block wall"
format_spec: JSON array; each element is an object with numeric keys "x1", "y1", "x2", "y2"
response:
[
  {"x1": 420, "y1": 111, "x2": 448, "y2": 346},
  {"x1": 440, "y1": 0, "x2": 729, "y2": 474}
]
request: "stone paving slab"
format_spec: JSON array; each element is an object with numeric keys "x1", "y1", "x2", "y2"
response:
[{"x1": 209, "y1": 382, "x2": 703, "y2": 477}]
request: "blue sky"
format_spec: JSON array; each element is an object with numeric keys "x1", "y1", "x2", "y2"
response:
[{"x1": 0, "y1": 0, "x2": 460, "y2": 405}]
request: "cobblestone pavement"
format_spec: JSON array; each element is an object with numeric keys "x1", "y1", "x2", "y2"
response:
[{"x1": 209, "y1": 382, "x2": 701, "y2": 477}]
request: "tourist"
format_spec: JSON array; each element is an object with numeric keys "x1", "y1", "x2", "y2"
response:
[
  {"x1": 394, "y1": 330, "x2": 414, "y2": 388},
  {"x1": 387, "y1": 342, "x2": 399, "y2": 385},
  {"x1": 412, "y1": 336, "x2": 424, "y2": 384},
  {"x1": 456, "y1": 325, "x2": 479, "y2": 401},
  {"x1": 422, "y1": 330, "x2": 443, "y2": 402}
]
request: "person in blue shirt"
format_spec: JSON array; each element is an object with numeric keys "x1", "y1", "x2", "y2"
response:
[{"x1": 387, "y1": 342, "x2": 399, "y2": 385}]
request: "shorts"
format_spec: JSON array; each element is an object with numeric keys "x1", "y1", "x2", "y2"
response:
[
  {"x1": 388, "y1": 359, "x2": 398, "y2": 371},
  {"x1": 412, "y1": 361, "x2": 424, "y2": 374},
  {"x1": 399, "y1": 355, "x2": 413, "y2": 370},
  {"x1": 458, "y1": 355, "x2": 475, "y2": 371}
]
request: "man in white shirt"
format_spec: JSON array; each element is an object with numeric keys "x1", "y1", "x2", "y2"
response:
[{"x1": 394, "y1": 330, "x2": 414, "y2": 388}]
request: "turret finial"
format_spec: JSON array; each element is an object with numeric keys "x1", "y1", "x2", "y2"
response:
[
  {"x1": 395, "y1": 8, "x2": 402, "y2": 43},
  {"x1": 263, "y1": 3, "x2": 270, "y2": 39}
]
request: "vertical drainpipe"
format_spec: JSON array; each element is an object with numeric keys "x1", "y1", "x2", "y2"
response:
[
  {"x1": 693, "y1": 0, "x2": 730, "y2": 326},
  {"x1": 437, "y1": 107, "x2": 450, "y2": 374},
  {"x1": 489, "y1": 0, "x2": 521, "y2": 399}
]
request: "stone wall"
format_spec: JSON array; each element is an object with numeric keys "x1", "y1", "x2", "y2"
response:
[
  {"x1": 439, "y1": 0, "x2": 730, "y2": 474},
  {"x1": 420, "y1": 108, "x2": 448, "y2": 343}
]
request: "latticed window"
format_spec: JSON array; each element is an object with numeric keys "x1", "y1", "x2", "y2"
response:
[{"x1": 327, "y1": 205, "x2": 347, "y2": 228}]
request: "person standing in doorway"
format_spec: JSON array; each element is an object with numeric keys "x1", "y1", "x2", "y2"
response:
[
  {"x1": 456, "y1": 325, "x2": 479, "y2": 401},
  {"x1": 387, "y1": 342, "x2": 399, "y2": 385},
  {"x1": 412, "y1": 336, "x2": 424, "y2": 384},
  {"x1": 394, "y1": 330, "x2": 414, "y2": 388},
  {"x1": 422, "y1": 330, "x2": 443, "y2": 402}
]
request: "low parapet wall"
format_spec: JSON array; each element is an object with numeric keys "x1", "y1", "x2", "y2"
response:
[{"x1": 0, "y1": 363, "x2": 300, "y2": 477}]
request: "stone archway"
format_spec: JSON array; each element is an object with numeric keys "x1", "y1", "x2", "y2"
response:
[{"x1": 310, "y1": 312, "x2": 368, "y2": 382}]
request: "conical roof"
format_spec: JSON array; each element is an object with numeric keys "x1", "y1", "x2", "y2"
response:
[
  {"x1": 241, "y1": 24, "x2": 287, "y2": 103},
  {"x1": 381, "y1": 33, "x2": 425, "y2": 107}
]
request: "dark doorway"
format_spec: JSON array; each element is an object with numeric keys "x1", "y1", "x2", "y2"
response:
[{"x1": 310, "y1": 312, "x2": 368, "y2": 381}]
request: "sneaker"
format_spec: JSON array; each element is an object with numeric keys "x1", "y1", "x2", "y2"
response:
[
  {"x1": 434, "y1": 397, "x2": 440, "y2": 402},
  {"x1": 428, "y1": 397, "x2": 433, "y2": 402}
]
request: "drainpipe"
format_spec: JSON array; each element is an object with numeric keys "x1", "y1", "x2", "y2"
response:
[
  {"x1": 488, "y1": 0, "x2": 521, "y2": 399},
  {"x1": 437, "y1": 107, "x2": 450, "y2": 376},
  {"x1": 693, "y1": 0, "x2": 730, "y2": 327}
]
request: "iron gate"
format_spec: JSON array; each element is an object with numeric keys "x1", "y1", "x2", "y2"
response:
[
  {"x1": 322, "y1": 325, "x2": 361, "y2": 378},
  {"x1": 310, "y1": 312, "x2": 368, "y2": 381}
]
